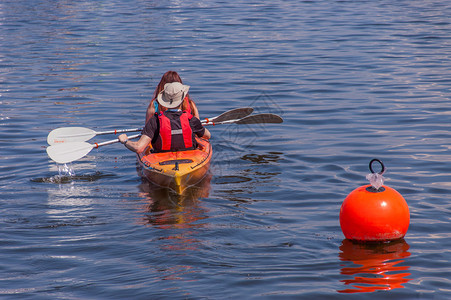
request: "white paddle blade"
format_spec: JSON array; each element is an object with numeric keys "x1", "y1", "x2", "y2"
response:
[
  {"x1": 46, "y1": 142, "x2": 94, "y2": 164},
  {"x1": 47, "y1": 127, "x2": 96, "y2": 145}
]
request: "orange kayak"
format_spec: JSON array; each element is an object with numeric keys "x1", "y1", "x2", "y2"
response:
[{"x1": 137, "y1": 137, "x2": 212, "y2": 194}]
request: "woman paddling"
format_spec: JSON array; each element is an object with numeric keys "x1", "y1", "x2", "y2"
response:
[
  {"x1": 146, "y1": 71, "x2": 200, "y2": 123},
  {"x1": 119, "y1": 82, "x2": 210, "y2": 153}
]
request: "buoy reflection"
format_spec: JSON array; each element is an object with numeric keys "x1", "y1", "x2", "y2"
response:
[{"x1": 338, "y1": 239, "x2": 412, "y2": 293}]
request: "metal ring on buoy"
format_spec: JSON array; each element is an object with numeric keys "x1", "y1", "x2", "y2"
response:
[{"x1": 369, "y1": 158, "x2": 386, "y2": 175}]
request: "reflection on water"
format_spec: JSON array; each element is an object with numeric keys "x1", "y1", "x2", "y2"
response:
[
  {"x1": 137, "y1": 175, "x2": 211, "y2": 255},
  {"x1": 338, "y1": 239, "x2": 412, "y2": 293},
  {"x1": 137, "y1": 174, "x2": 212, "y2": 229}
]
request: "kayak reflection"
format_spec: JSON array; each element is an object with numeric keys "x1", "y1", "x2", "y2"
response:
[
  {"x1": 338, "y1": 239, "x2": 412, "y2": 293},
  {"x1": 137, "y1": 174, "x2": 211, "y2": 229}
]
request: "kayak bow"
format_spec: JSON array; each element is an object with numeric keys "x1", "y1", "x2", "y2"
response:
[{"x1": 137, "y1": 137, "x2": 212, "y2": 194}]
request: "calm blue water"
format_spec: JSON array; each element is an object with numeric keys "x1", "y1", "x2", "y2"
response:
[{"x1": 1, "y1": 0, "x2": 450, "y2": 298}]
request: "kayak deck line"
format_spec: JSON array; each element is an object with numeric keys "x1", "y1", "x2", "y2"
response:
[
  {"x1": 159, "y1": 159, "x2": 194, "y2": 165},
  {"x1": 140, "y1": 160, "x2": 163, "y2": 172},
  {"x1": 190, "y1": 148, "x2": 211, "y2": 170}
]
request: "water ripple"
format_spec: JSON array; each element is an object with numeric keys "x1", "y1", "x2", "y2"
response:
[{"x1": 1, "y1": 0, "x2": 450, "y2": 298}]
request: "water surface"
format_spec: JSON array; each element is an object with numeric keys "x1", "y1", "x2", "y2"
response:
[{"x1": 1, "y1": 0, "x2": 450, "y2": 298}]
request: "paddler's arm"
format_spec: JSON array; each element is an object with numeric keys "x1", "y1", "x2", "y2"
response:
[
  {"x1": 191, "y1": 116, "x2": 211, "y2": 139},
  {"x1": 201, "y1": 127, "x2": 211, "y2": 139},
  {"x1": 118, "y1": 134, "x2": 152, "y2": 153}
]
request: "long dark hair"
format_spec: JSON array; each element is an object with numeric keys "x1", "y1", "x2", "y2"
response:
[{"x1": 152, "y1": 71, "x2": 193, "y2": 111}]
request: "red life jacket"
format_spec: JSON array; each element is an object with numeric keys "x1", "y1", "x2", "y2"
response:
[{"x1": 157, "y1": 110, "x2": 194, "y2": 151}]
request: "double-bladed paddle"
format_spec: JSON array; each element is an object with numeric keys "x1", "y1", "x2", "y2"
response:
[
  {"x1": 45, "y1": 111, "x2": 283, "y2": 164},
  {"x1": 47, "y1": 107, "x2": 254, "y2": 145}
]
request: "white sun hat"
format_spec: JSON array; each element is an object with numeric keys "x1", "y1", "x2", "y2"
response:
[{"x1": 157, "y1": 82, "x2": 190, "y2": 109}]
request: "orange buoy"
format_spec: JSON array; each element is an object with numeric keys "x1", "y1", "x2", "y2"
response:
[{"x1": 339, "y1": 159, "x2": 410, "y2": 242}]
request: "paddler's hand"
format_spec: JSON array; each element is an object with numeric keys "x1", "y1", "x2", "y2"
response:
[
  {"x1": 118, "y1": 134, "x2": 152, "y2": 153},
  {"x1": 118, "y1": 134, "x2": 129, "y2": 145}
]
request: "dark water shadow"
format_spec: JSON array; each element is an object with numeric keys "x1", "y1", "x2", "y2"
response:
[
  {"x1": 31, "y1": 171, "x2": 117, "y2": 184},
  {"x1": 212, "y1": 151, "x2": 283, "y2": 198},
  {"x1": 338, "y1": 239, "x2": 412, "y2": 293},
  {"x1": 241, "y1": 152, "x2": 284, "y2": 164}
]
